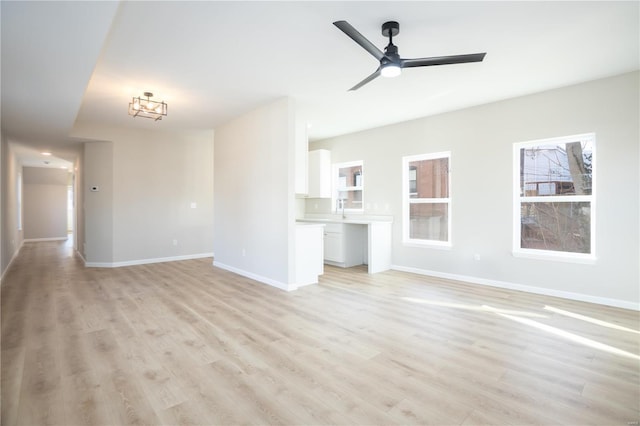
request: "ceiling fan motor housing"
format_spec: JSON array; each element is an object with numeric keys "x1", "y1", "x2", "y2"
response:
[
  {"x1": 383, "y1": 43, "x2": 401, "y2": 65},
  {"x1": 382, "y1": 22, "x2": 401, "y2": 66}
]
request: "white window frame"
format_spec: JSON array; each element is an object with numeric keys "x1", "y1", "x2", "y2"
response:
[
  {"x1": 332, "y1": 160, "x2": 364, "y2": 214},
  {"x1": 402, "y1": 151, "x2": 452, "y2": 248},
  {"x1": 512, "y1": 133, "x2": 596, "y2": 263}
]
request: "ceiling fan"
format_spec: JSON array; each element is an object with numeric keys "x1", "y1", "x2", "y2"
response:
[{"x1": 333, "y1": 20, "x2": 486, "y2": 91}]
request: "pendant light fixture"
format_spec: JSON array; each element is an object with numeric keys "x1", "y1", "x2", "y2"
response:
[{"x1": 128, "y1": 92, "x2": 167, "y2": 121}]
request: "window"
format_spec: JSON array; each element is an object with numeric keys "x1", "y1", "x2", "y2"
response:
[
  {"x1": 333, "y1": 161, "x2": 363, "y2": 214},
  {"x1": 402, "y1": 152, "x2": 451, "y2": 246},
  {"x1": 514, "y1": 133, "x2": 595, "y2": 261}
]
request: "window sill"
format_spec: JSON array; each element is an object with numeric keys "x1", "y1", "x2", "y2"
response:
[
  {"x1": 512, "y1": 249, "x2": 596, "y2": 265},
  {"x1": 403, "y1": 240, "x2": 452, "y2": 250}
]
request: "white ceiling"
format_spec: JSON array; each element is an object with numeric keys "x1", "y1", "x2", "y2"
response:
[{"x1": 2, "y1": 1, "x2": 638, "y2": 167}]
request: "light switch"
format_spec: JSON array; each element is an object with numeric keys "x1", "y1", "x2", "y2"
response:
[{"x1": 190, "y1": 202, "x2": 197, "y2": 209}]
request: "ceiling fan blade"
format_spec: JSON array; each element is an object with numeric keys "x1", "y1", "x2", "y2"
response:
[
  {"x1": 334, "y1": 21, "x2": 385, "y2": 61},
  {"x1": 402, "y1": 52, "x2": 486, "y2": 68},
  {"x1": 349, "y1": 68, "x2": 381, "y2": 91}
]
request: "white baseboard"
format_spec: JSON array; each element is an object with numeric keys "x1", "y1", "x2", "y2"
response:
[
  {"x1": 212, "y1": 260, "x2": 295, "y2": 291},
  {"x1": 391, "y1": 264, "x2": 639, "y2": 311},
  {"x1": 85, "y1": 252, "x2": 214, "y2": 268},
  {"x1": 24, "y1": 237, "x2": 67, "y2": 242},
  {"x1": 76, "y1": 250, "x2": 87, "y2": 265}
]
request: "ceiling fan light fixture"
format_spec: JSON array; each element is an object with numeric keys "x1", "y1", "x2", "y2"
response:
[
  {"x1": 334, "y1": 20, "x2": 486, "y2": 91},
  {"x1": 380, "y1": 63, "x2": 402, "y2": 78},
  {"x1": 128, "y1": 91, "x2": 167, "y2": 121}
]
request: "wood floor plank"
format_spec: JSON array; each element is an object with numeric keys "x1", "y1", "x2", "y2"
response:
[
  {"x1": 61, "y1": 369, "x2": 119, "y2": 426},
  {"x1": 101, "y1": 368, "x2": 163, "y2": 425},
  {"x1": 2, "y1": 240, "x2": 638, "y2": 425},
  {"x1": 388, "y1": 396, "x2": 471, "y2": 426},
  {"x1": 16, "y1": 387, "x2": 67, "y2": 426},
  {"x1": 1, "y1": 346, "x2": 25, "y2": 425}
]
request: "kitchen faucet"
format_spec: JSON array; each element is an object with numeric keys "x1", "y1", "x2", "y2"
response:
[{"x1": 336, "y1": 199, "x2": 346, "y2": 219}]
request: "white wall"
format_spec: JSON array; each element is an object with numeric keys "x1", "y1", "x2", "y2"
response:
[
  {"x1": 73, "y1": 124, "x2": 214, "y2": 266},
  {"x1": 84, "y1": 141, "x2": 114, "y2": 264},
  {"x1": 213, "y1": 97, "x2": 296, "y2": 289},
  {"x1": 1, "y1": 132, "x2": 3, "y2": 275},
  {"x1": 75, "y1": 145, "x2": 84, "y2": 257},
  {"x1": 111, "y1": 128, "x2": 214, "y2": 263},
  {"x1": 309, "y1": 72, "x2": 639, "y2": 308},
  {"x1": 22, "y1": 167, "x2": 69, "y2": 240},
  {"x1": 0, "y1": 137, "x2": 24, "y2": 279}
]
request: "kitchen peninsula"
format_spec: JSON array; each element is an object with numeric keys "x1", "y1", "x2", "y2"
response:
[{"x1": 297, "y1": 215, "x2": 392, "y2": 274}]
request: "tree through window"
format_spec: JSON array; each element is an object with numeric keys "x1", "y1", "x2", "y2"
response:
[{"x1": 514, "y1": 134, "x2": 595, "y2": 259}]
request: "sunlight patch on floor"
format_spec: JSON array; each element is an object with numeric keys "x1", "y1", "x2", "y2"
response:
[
  {"x1": 497, "y1": 312, "x2": 640, "y2": 361},
  {"x1": 402, "y1": 296, "x2": 639, "y2": 361},
  {"x1": 544, "y1": 305, "x2": 640, "y2": 335},
  {"x1": 401, "y1": 297, "x2": 547, "y2": 318}
]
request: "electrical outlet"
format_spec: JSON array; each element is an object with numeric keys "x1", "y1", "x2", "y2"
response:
[{"x1": 172, "y1": 239, "x2": 178, "y2": 246}]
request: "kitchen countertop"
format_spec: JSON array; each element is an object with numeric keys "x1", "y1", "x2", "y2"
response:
[{"x1": 297, "y1": 214, "x2": 393, "y2": 225}]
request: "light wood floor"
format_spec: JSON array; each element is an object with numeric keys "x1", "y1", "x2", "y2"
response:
[{"x1": 1, "y1": 241, "x2": 639, "y2": 425}]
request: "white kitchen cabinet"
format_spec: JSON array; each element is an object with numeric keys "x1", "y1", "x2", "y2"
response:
[
  {"x1": 323, "y1": 222, "x2": 365, "y2": 267},
  {"x1": 295, "y1": 223, "x2": 324, "y2": 287},
  {"x1": 323, "y1": 231, "x2": 344, "y2": 262},
  {"x1": 308, "y1": 149, "x2": 331, "y2": 198},
  {"x1": 300, "y1": 217, "x2": 392, "y2": 274}
]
